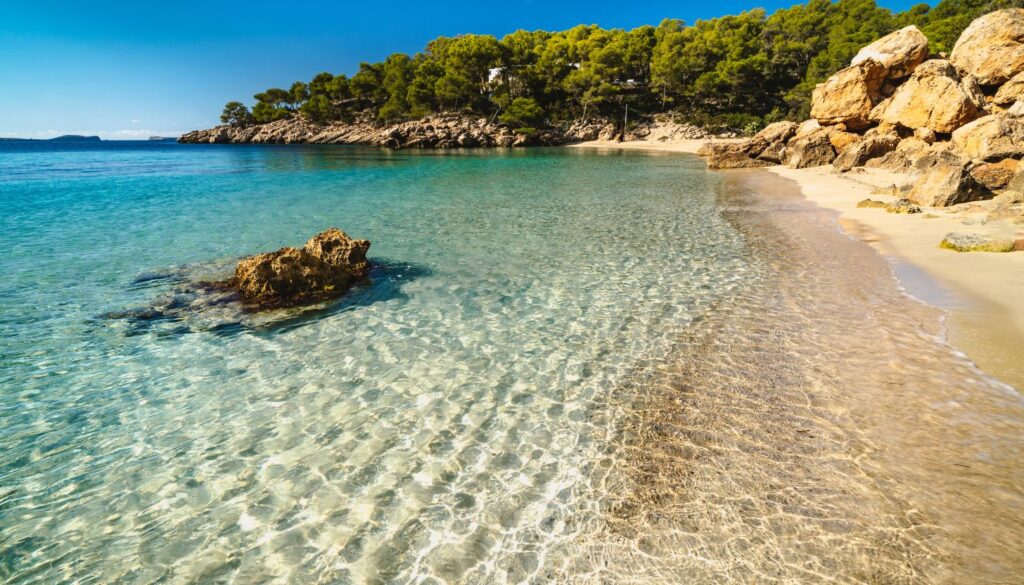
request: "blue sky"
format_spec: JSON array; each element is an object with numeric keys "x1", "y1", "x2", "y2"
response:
[{"x1": 1, "y1": 0, "x2": 927, "y2": 139}]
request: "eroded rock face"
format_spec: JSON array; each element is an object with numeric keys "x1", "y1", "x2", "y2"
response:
[
  {"x1": 834, "y1": 135, "x2": 900, "y2": 171},
  {"x1": 811, "y1": 60, "x2": 887, "y2": 130},
  {"x1": 878, "y1": 60, "x2": 984, "y2": 133},
  {"x1": 232, "y1": 228, "x2": 371, "y2": 309},
  {"x1": 950, "y1": 9, "x2": 1024, "y2": 87},
  {"x1": 697, "y1": 142, "x2": 772, "y2": 169},
  {"x1": 908, "y1": 162, "x2": 992, "y2": 207},
  {"x1": 787, "y1": 130, "x2": 837, "y2": 168},
  {"x1": 994, "y1": 72, "x2": 1024, "y2": 106},
  {"x1": 971, "y1": 159, "x2": 1019, "y2": 190},
  {"x1": 851, "y1": 25, "x2": 929, "y2": 79},
  {"x1": 747, "y1": 122, "x2": 798, "y2": 163},
  {"x1": 952, "y1": 114, "x2": 1024, "y2": 161}
]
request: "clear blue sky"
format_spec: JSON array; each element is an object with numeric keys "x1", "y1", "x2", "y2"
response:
[{"x1": 0, "y1": 0, "x2": 927, "y2": 139}]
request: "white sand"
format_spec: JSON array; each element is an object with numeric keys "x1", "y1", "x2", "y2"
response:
[{"x1": 568, "y1": 138, "x2": 1024, "y2": 389}]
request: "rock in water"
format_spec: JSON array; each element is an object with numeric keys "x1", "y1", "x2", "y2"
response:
[
  {"x1": 302, "y1": 227, "x2": 370, "y2": 274},
  {"x1": 950, "y1": 9, "x2": 1024, "y2": 87},
  {"x1": 232, "y1": 228, "x2": 371, "y2": 309},
  {"x1": 851, "y1": 25, "x2": 929, "y2": 79},
  {"x1": 878, "y1": 60, "x2": 984, "y2": 133}
]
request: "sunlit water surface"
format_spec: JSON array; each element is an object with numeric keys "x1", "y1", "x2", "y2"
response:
[{"x1": 1, "y1": 142, "x2": 1021, "y2": 584}]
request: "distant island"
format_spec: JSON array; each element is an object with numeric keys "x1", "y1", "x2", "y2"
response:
[
  {"x1": 1, "y1": 135, "x2": 101, "y2": 142},
  {"x1": 147, "y1": 136, "x2": 179, "y2": 142}
]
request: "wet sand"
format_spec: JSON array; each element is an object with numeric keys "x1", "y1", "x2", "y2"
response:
[
  {"x1": 567, "y1": 140, "x2": 1024, "y2": 391},
  {"x1": 554, "y1": 169, "x2": 1024, "y2": 583}
]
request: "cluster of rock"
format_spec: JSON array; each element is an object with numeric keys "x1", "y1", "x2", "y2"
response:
[
  {"x1": 699, "y1": 9, "x2": 1024, "y2": 216},
  {"x1": 180, "y1": 113, "x2": 609, "y2": 148},
  {"x1": 231, "y1": 228, "x2": 371, "y2": 309},
  {"x1": 179, "y1": 112, "x2": 720, "y2": 149}
]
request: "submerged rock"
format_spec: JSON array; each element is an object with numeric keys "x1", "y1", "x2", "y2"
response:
[
  {"x1": 939, "y1": 232, "x2": 1016, "y2": 252},
  {"x1": 232, "y1": 228, "x2": 371, "y2": 309}
]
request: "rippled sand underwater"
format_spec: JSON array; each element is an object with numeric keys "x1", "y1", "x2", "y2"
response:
[
  {"x1": 1, "y1": 144, "x2": 1022, "y2": 584},
  {"x1": 550, "y1": 172, "x2": 1024, "y2": 584}
]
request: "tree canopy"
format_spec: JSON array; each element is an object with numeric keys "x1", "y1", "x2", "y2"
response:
[{"x1": 221, "y1": 0, "x2": 1024, "y2": 131}]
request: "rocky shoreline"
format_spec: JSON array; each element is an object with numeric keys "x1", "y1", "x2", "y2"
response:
[
  {"x1": 695, "y1": 9, "x2": 1024, "y2": 241},
  {"x1": 178, "y1": 113, "x2": 723, "y2": 149}
]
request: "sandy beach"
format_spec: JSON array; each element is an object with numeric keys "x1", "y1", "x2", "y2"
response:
[{"x1": 569, "y1": 139, "x2": 1024, "y2": 389}]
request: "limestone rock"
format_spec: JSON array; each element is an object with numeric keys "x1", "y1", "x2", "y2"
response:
[
  {"x1": 885, "y1": 198, "x2": 922, "y2": 214},
  {"x1": 232, "y1": 228, "x2": 371, "y2": 309},
  {"x1": 857, "y1": 199, "x2": 888, "y2": 209},
  {"x1": 698, "y1": 142, "x2": 772, "y2": 169},
  {"x1": 914, "y1": 127, "x2": 937, "y2": 144},
  {"x1": 851, "y1": 25, "x2": 929, "y2": 79},
  {"x1": 951, "y1": 114, "x2": 1024, "y2": 161},
  {"x1": 950, "y1": 9, "x2": 1024, "y2": 86},
  {"x1": 302, "y1": 228, "x2": 370, "y2": 275},
  {"x1": 971, "y1": 159, "x2": 1019, "y2": 190},
  {"x1": 879, "y1": 59, "x2": 984, "y2": 133},
  {"x1": 994, "y1": 72, "x2": 1024, "y2": 106},
  {"x1": 834, "y1": 135, "x2": 900, "y2": 171},
  {"x1": 787, "y1": 131, "x2": 837, "y2": 168},
  {"x1": 908, "y1": 162, "x2": 993, "y2": 207},
  {"x1": 811, "y1": 60, "x2": 887, "y2": 130},
  {"x1": 940, "y1": 232, "x2": 1016, "y2": 252},
  {"x1": 747, "y1": 121, "x2": 798, "y2": 164}
]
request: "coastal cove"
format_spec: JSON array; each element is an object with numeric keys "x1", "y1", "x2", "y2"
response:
[{"x1": 2, "y1": 141, "x2": 1023, "y2": 582}]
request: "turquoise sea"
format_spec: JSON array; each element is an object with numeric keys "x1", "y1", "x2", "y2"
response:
[
  {"x1": 3, "y1": 141, "x2": 1023, "y2": 584},
  {"x1": 0, "y1": 142, "x2": 753, "y2": 582}
]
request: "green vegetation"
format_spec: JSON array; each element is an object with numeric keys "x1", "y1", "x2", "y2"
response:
[{"x1": 221, "y1": 0, "x2": 1024, "y2": 131}]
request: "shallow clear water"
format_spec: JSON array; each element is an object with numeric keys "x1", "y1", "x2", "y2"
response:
[
  {"x1": 3, "y1": 142, "x2": 1023, "y2": 584},
  {"x1": 0, "y1": 143, "x2": 753, "y2": 583}
]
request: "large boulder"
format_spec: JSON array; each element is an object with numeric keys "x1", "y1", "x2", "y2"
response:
[
  {"x1": 908, "y1": 162, "x2": 993, "y2": 207},
  {"x1": 787, "y1": 130, "x2": 837, "y2": 168},
  {"x1": 834, "y1": 135, "x2": 900, "y2": 171},
  {"x1": 747, "y1": 121, "x2": 798, "y2": 163},
  {"x1": 950, "y1": 9, "x2": 1024, "y2": 87},
  {"x1": 811, "y1": 59, "x2": 887, "y2": 130},
  {"x1": 232, "y1": 228, "x2": 371, "y2": 308},
  {"x1": 851, "y1": 25, "x2": 930, "y2": 79},
  {"x1": 994, "y1": 72, "x2": 1024, "y2": 106},
  {"x1": 878, "y1": 59, "x2": 984, "y2": 133},
  {"x1": 951, "y1": 114, "x2": 1024, "y2": 161},
  {"x1": 697, "y1": 142, "x2": 772, "y2": 169}
]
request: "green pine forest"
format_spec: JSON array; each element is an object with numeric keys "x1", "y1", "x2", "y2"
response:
[{"x1": 219, "y1": 0, "x2": 1024, "y2": 134}]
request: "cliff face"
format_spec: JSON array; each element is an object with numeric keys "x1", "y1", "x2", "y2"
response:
[{"x1": 179, "y1": 113, "x2": 715, "y2": 148}]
